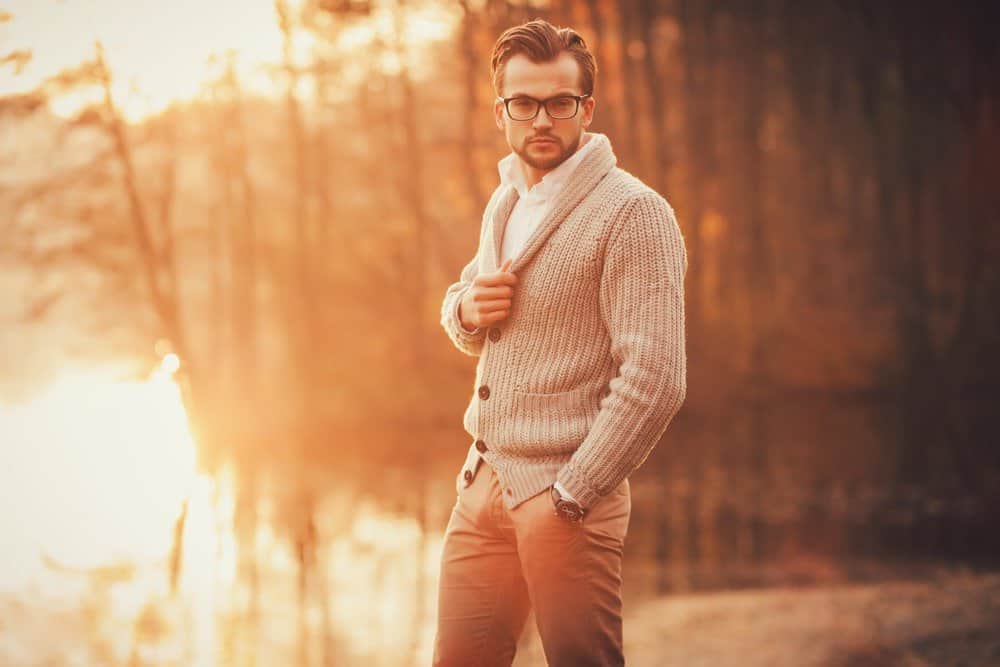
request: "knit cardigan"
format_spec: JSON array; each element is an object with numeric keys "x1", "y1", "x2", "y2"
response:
[{"x1": 440, "y1": 133, "x2": 687, "y2": 510}]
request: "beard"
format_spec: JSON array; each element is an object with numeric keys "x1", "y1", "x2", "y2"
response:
[{"x1": 513, "y1": 132, "x2": 582, "y2": 171}]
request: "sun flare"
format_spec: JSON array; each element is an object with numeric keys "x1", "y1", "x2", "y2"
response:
[{"x1": 0, "y1": 364, "x2": 198, "y2": 587}]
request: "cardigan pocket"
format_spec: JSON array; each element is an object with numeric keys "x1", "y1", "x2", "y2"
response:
[{"x1": 507, "y1": 384, "x2": 594, "y2": 454}]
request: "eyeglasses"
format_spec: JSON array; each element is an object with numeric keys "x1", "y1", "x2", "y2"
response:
[{"x1": 496, "y1": 94, "x2": 591, "y2": 121}]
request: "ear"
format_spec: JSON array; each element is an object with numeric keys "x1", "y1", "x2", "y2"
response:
[{"x1": 494, "y1": 99, "x2": 505, "y2": 131}]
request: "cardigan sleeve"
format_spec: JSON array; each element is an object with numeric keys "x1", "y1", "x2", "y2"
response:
[
  {"x1": 441, "y1": 185, "x2": 508, "y2": 356},
  {"x1": 441, "y1": 251, "x2": 487, "y2": 356},
  {"x1": 555, "y1": 191, "x2": 688, "y2": 508}
]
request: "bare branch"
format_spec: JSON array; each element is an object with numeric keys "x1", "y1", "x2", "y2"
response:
[
  {"x1": 0, "y1": 90, "x2": 45, "y2": 117},
  {"x1": 0, "y1": 49, "x2": 32, "y2": 75}
]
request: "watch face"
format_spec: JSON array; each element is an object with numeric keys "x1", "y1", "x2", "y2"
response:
[
  {"x1": 551, "y1": 486, "x2": 584, "y2": 522},
  {"x1": 557, "y1": 500, "x2": 585, "y2": 523}
]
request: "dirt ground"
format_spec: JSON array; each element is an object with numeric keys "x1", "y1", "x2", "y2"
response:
[{"x1": 512, "y1": 570, "x2": 1000, "y2": 666}]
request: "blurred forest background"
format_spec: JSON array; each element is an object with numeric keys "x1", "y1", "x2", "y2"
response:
[{"x1": 1, "y1": 0, "x2": 998, "y2": 665}]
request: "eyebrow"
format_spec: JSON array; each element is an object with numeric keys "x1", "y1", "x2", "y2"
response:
[{"x1": 505, "y1": 90, "x2": 580, "y2": 98}]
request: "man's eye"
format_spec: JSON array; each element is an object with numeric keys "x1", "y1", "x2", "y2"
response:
[
  {"x1": 550, "y1": 97, "x2": 576, "y2": 113},
  {"x1": 510, "y1": 98, "x2": 536, "y2": 112}
]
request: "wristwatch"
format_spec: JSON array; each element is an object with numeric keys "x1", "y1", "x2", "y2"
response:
[{"x1": 551, "y1": 485, "x2": 586, "y2": 523}]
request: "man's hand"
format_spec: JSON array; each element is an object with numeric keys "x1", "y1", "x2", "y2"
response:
[{"x1": 459, "y1": 258, "x2": 517, "y2": 330}]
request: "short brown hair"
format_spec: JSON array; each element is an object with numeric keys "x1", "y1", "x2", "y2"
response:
[{"x1": 490, "y1": 19, "x2": 597, "y2": 97}]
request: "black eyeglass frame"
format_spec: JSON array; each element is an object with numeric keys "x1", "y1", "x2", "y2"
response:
[{"x1": 496, "y1": 93, "x2": 592, "y2": 121}]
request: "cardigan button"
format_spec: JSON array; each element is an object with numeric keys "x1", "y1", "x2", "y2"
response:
[
  {"x1": 475, "y1": 439, "x2": 487, "y2": 453},
  {"x1": 478, "y1": 385, "x2": 490, "y2": 400},
  {"x1": 463, "y1": 470, "x2": 473, "y2": 485},
  {"x1": 488, "y1": 327, "x2": 501, "y2": 342}
]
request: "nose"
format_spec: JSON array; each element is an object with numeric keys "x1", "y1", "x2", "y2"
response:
[{"x1": 532, "y1": 105, "x2": 553, "y2": 129}]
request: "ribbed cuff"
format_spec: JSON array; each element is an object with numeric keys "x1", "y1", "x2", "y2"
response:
[
  {"x1": 555, "y1": 463, "x2": 603, "y2": 509},
  {"x1": 553, "y1": 480, "x2": 578, "y2": 503},
  {"x1": 443, "y1": 288, "x2": 484, "y2": 348}
]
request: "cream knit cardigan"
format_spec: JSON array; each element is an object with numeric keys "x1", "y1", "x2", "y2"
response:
[{"x1": 440, "y1": 133, "x2": 687, "y2": 510}]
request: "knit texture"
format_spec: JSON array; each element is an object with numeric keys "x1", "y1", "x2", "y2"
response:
[{"x1": 440, "y1": 133, "x2": 687, "y2": 510}]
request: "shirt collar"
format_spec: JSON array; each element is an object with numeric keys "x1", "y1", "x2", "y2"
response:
[{"x1": 497, "y1": 132, "x2": 605, "y2": 200}]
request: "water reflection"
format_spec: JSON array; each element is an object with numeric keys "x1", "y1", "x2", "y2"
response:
[{"x1": 0, "y1": 367, "x2": 442, "y2": 665}]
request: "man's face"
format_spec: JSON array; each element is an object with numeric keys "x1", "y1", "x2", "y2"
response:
[{"x1": 494, "y1": 52, "x2": 596, "y2": 175}]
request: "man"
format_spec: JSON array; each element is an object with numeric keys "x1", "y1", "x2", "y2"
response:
[{"x1": 434, "y1": 18, "x2": 687, "y2": 667}]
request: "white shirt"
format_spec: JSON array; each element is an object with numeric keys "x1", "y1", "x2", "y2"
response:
[
  {"x1": 492, "y1": 133, "x2": 603, "y2": 506},
  {"x1": 497, "y1": 133, "x2": 601, "y2": 266}
]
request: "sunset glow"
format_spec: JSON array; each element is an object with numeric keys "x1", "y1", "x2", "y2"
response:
[
  {"x1": 5, "y1": 0, "x2": 987, "y2": 663},
  {"x1": 1, "y1": 0, "x2": 459, "y2": 122},
  {"x1": 2, "y1": 0, "x2": 294, "y2": 121}
]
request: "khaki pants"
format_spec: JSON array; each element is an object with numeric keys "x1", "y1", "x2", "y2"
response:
[{"x1": 433, "y1": 459, "x2": 631, "y2": 666}]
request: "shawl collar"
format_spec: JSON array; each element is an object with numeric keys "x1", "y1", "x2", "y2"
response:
[{"x1": 487, "y1": 134, "x2": 618, "y2": 272}]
